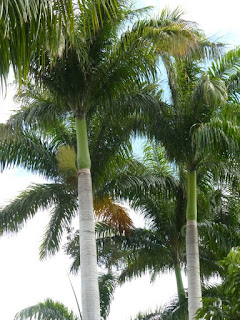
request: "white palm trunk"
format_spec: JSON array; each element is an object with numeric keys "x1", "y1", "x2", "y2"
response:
[
  {"x1": 78, "y1": 168, "x2": 100, "y2": 320},
  {"x1": 186, "y1": 220, "x2": 202, "y2": 320},
  {"x1": 186, "y1": 171, "x2": 202, "y2": 320}
]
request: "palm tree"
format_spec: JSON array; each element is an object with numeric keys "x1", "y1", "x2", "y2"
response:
[
  {"x1": 138, "y1": 47, "x2": 240, "y2": 319},
  {"x1": 0, "y1": 103, "x2": 168, "y2": 320},
  {"x1": 0, "y1": 107, "x2": 139, "y2": 255},
  {"x1": 94, "y1": 143, "x2": 187, "y2": 300},
  {"x1": 4, "y1": 3, "x2": 204, "y2": 319},
  {"x1": 66, "y1": 141, "x2": 240, "y2": 308}
]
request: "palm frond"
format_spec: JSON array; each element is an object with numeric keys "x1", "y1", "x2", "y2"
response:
[
  {"x1": 0, "y1": 128, "x2": 58, "y2": 178},
  {"x1": 14, "y1": 298, "x2": 79, "y2": 320},
  {"x1": 209, "y1": 46, "x2": 240, "y2": 82},
  {"x1": 99, "y1": 272, "x2": 118, "y2": 319},
  {"x1": 0, "y1": 183, "x2": 74, "y2": 235},
  {"x1": 193, "y1": 118, "x2": 240, "y2": 161},
  {"x1": 40, "y1": 192, "x2": 78, "y2": 259},
  {"x1": 94, "y1": 197, "x2": 133, "y2": 235}
]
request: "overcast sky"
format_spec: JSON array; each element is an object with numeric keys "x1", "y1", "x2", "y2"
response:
[{"x1": 0, "y1": 1, "x2": 240, "y2": 319}]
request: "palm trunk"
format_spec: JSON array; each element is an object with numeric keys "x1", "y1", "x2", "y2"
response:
[
  {"x1": 75, "y1": 116, "x2": 100, "y2": 320},
  {"x1": 186, "y1": 170, "x2": 202, "y2": 320},
  {"x1": 174, "y1": 255, "x2": 185, "y2": 300}
]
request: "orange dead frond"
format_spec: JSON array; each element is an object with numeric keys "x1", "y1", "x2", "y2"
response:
[{"x1": 94, "y1": 197, "x2": 133, "y2": 235}]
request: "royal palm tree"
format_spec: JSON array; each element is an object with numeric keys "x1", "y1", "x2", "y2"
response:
[
  {"x1": 138, "y1": 47, "x2": 240, "y2": 319},
  {"x1": 0, "y1": 99, "x2": 168, "y2": 320}
]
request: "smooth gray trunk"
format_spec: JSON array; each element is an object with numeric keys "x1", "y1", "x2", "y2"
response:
[
  {"x1": 78, "y1": 169, "x2": 100, "y2": 320},
  {"x1": 186, "y1": 220, "x2": 202, "y2": 320}
]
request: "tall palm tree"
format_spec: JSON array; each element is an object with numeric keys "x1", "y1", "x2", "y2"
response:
[
  {"x1": 4, "y1": 3, "x2": 203, "y2": 319},
  {"x1": 0, "y1": 101, "x2": 167, "y2": 320},
  {"x1": 139, "y1": 48, "x2": 240, "y2": 319}
]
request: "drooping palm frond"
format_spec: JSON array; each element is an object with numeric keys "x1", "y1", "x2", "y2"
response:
[
  {"x1": 14, "y1": 298, "x2": 79, "y2": 320},
  {"x1": 40, "y1": 195, "x2": 78, "y2": 259},
  {"x1": 9, "y1": 84, "x2": 67, "y2": 131},
  {"x1": 0, "y1": 0, "x2": 67, "y2": 82},
  {"x1": 99, "y1": 272, "x2": 118, "y2": 319},
  {"x1": 193, "y1": 117, "x2": 240, "y2": 162},
  {"x1": 208, "y1": 46, "x2": 240, "y2": 83},
  {"x1": 94, "y1": 197, "x2": 133, "y2": 235},
  {"x1": 132, "y1": 295, "x2": 188, "y2": 320},
  {"x1": 0, "y1": 183, "x2": 76, "y2": 235},
  {"x1": 0, "y1": 127, "x2": 59, "y2": 178},
  {"x1": 131, "y1": 7, "x2": 201, "y2": 57}
]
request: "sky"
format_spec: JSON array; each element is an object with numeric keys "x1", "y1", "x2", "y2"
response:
[{"x1": 0, "y1": 1, "x2": 240, "y2": 319}]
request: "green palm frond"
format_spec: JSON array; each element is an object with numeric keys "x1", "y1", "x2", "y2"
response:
[
  {"x1": 14, "y1": 298, "x2": 79, "y2": 320},
  {"x1": 0, "y1": 183, "x2": 75, "y2": 234},
  {"x1": 40, "y1": 193, "x2": 78, "y2": 259},
  {"x1": 98, "y1": 155, "x2": 177, "y2": 202},
  {"x1": 143, "y1": 141, "x2": 175, "y2": 177},
  {"x1": 0, "y1": 129, "x2": 58, "y2": 178},
  {"x1": 209, "y1": 46, "x2": 240, "y2": 81},
  {"x1": 99, "y1": 272, "x2": 118, "y2": 319},
  {"x1": 131, "y1": 7, "x2": 199, "y2": 56},
  {"x1": 98, "y1": 227, "x2": 174, "y2": 282},
  {"x1": 132, "y1": 295, "x2": 188, "y2": 320},
  {"x1": 191, "y1": 73, "x2": 227, "y2": 108},
  {"x1": 193, "y1": 118, "x2": 240, "y2": 161},
  {"x1": 10, "y1": 88, "x2": 67, "y2": 131},
  {"x1": 0, "y1": 0, "x2": 121, "y2": 82}
]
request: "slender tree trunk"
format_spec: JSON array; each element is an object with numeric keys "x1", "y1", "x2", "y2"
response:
[
  {"x1": 174, "y1": 255, "x2": 185, "y2": 300},
  {"x1": 186, "y1": 170, "x2": 202, "y2": 320},
  {"x1": 75, "y1": 116, "x2": 100, "y2": 320}
]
